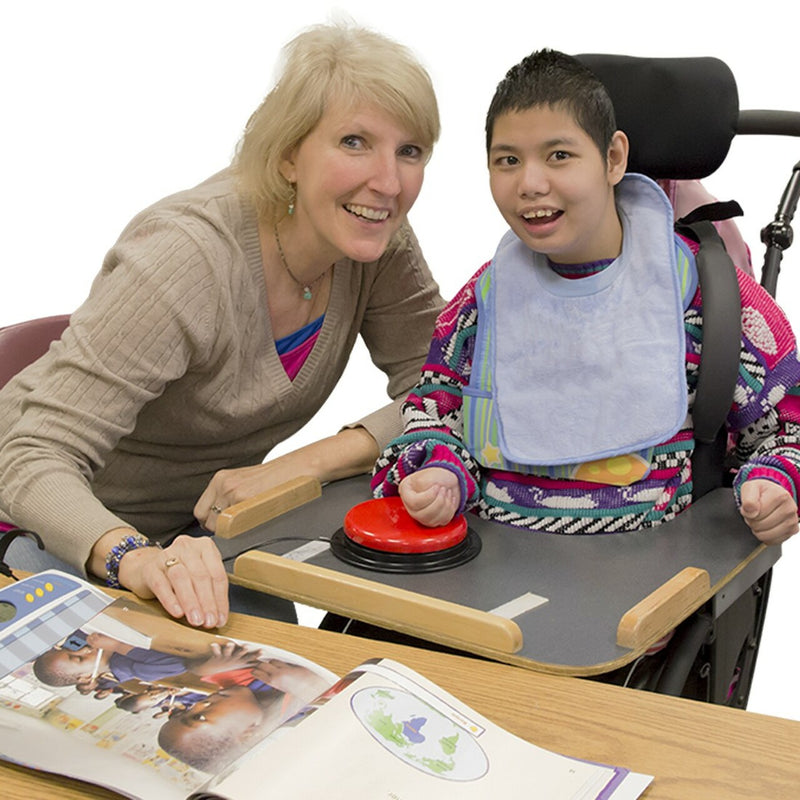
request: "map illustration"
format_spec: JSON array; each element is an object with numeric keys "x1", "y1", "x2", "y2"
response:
[{"x1": 350, "y1": 687, "x2": 489, "y2": 781}]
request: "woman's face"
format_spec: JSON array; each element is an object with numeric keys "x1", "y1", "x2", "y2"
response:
[{"x1": 281, "y1": 103, "x2": 428, "y2": 266}]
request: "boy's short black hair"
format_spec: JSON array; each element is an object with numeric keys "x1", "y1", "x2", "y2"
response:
[
  {"x1": 486, "y1": 49, "x2": 617, "y2": 157},
  {"x1": 32, "y1": 650, "x2": 73, "y2": 686}
]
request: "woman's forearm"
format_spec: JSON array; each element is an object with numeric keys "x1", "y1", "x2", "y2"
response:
[
  {"x1": 295, "y1": 425, "x2": 380, "y2": 482},
  {"x1": 194, "y1": 426, "x2": 380, "y2": 529}
]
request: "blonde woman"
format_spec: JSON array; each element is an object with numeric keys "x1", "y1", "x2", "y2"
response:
[{"x1": 0, "y1": 23, "x2": 443, "y2": 628}]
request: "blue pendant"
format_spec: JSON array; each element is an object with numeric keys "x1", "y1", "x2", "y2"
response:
[{"x1": 303, "y1": 286, "x2": 312, "y2": 300}]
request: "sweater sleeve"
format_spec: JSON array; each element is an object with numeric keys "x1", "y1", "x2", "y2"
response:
[
  {"x1": 109, "y1": 648, "x2": 191, "y2": 683},
  {"x1": 347, "y1": 224, "x2": 446, "y2": 451},
  {"x1": 0, "y1": 212, "x2": 221, "y2": 571},
  {"x1": 371, "y1": 266, "x2": 489, "y2": 511},
  {"x1": 726, "y1": 272, "x2": 800, "y2": 506}
]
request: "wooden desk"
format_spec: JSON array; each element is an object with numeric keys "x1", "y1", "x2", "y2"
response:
[
  {"x1": 220, "y1": 475, "x2": 778, "y2": 675},
  {"x1": 2, "y1": 586, "x2": 797, "y2": 800}
]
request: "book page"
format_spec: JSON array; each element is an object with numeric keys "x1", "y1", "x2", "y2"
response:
[
  {"x1": 205, "y1": 659, "x2": 652, "y2": 800},
  {"x1": 0, "y1": 572, "x2": 337, "y2": 800}
]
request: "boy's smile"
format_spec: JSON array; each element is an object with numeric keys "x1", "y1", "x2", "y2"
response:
[{"x1": 488, "y1": 105, "x2": 628, "y2": 264}]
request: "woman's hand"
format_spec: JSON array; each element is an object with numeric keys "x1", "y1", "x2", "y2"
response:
[
  {"x1": 195, "y1": 427, "x2": 379, "y2": 531},
  {"x1": 194, "y1": 461, "x2": 295, "y2": 530},
  {"x1": 90, "y1": 529, "x2": 230, "y2": 628},
  {"x1": 739, "y1": 478, "x2": 799, "y2": 545},
  {"x1": 398, "y1": 467, "x2": 461, "y2": 527}
]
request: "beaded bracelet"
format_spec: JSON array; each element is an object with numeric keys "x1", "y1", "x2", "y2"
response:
[{"x1": 105, "y1": 533, "x2": 159, "y2": 588}]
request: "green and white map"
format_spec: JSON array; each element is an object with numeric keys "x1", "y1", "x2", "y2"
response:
[{"x1": 351, "y1": 686, "x2": 489, "y2": 782}]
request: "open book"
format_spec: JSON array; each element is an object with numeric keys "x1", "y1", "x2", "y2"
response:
[{"x1": 0, "y1": 571, "x2": 651, "y2": 799}]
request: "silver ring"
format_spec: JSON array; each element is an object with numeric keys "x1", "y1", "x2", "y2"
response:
[
  {"x1": 164, "y1": 557, "x2": 180, "y2": 569},
  {"x1": 210, "y1": 504, "x2": 224, "y2": 514}
]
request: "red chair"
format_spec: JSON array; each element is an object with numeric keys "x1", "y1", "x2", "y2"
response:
[
  {"x1": 0, "y1": 314, "x2": 70, "y2": 560},
  {"x1": 0, "y1": 315, "x2": 70, "y2": 390}
]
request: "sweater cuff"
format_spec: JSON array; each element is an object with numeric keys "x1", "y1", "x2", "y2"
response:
[
  {"x1": 372, "y1": 439, "x2": 476, "y2": 513},
  {"x1": 733, "y1": 460, "x2": 798, "y2": 506}
]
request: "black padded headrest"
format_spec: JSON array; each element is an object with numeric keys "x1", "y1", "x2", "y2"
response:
[{"x1": 576, "y1": 54, "x2": 739, "y2": 180}]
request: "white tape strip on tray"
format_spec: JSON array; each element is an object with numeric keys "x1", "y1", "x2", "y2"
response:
[
  {"x1": 490, "y1": 592, "x2": 549, "y2": 619},
  {"x1": 283, "y1": 540, "x2": 331, "y2": 562}
]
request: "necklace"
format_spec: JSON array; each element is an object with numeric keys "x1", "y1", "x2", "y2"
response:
[{"x1": 273, "y1": 223, "x2": 329, "y2": 301}]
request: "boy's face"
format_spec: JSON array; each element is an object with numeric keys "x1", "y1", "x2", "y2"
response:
[
  {"x1": 49, "y1": 645, "x2": 107, "y2": 681},
  {"x1": 488, "y1": 104, "x2": 628, "y2": 264},
  {"x1": 168, "y1": 687, "x2": 263, "y2": 733},
  {"x1": 158, "y1": 688, "x2": 264, "y2": 772}
]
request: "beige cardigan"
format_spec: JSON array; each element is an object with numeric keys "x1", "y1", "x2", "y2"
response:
[{"x1": 0, "y1": 170, "x2": 443, "y2": 571}]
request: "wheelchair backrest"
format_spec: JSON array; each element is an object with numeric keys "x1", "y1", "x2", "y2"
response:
[{"x1": 576, "y1": 54, "x2": 739, "y2": 180}]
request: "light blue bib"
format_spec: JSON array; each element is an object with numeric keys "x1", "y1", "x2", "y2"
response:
[{"x1": 463, "y1": 174, "x2": 696, "y2": 482}]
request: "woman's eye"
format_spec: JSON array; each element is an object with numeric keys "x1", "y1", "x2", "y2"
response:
[
  {"x1": 341, "y1": 135, "x2": 365, "y2": 150},
  {"x1": 398, "y1": 143, "x2": 423, "y2": 160},
  {"x1": 550, "y1": 150, "x2": 570, "y2": 162}
]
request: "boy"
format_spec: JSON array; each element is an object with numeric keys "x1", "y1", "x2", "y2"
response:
[
  {"x1": 157, "y1": 684, "x2": 288, "y2": 773},
  {"x1": 373, "y1": 50, "x2": 800, "y2": 545},
  {"x1": 33, "y1": 633, "x2": 261, "y2": 690},
  {"x1": 156, "y1": 658, "x2": 323, "y2": 772}
]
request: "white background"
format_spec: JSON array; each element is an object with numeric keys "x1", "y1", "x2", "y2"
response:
[{"x1": 2, "y1": 2, "x2": 798, "y2": 719}]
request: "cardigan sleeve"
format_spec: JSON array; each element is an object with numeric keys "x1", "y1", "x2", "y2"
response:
[{"x1": 0, "y1": 212, "x2": 222, "y2": 571}]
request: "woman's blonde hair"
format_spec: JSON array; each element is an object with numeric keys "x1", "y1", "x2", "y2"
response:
[{"x1": 234, "y1": 22, "x2": 440, "y2": 219}]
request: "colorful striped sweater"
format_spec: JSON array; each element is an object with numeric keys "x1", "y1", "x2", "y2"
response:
[{"x1": 372, "y1": 253, "x2": 800, "y2": 534}]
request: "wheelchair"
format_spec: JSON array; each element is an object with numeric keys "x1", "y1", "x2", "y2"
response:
[{"x1": 573, "y1": 54, "x2": 799, "y2": 706}]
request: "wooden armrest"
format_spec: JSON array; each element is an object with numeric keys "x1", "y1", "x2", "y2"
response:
[
  {"x1": 234, "y1": 550, "x2": 524, "y2": 654},
  {"x1": 215, "y1": 475, "x2": 322, "y2": 539},
  {"x1": 617, "y1": 567, "x2": 711, "y2": 649}
]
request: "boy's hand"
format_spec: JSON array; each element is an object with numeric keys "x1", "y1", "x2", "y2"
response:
[
  {"x1": 252, "y1": 659, "x2": 329, "y2": 697},
  {"x1": 191, "y1": 641, "x2": 262, "y2": 676},
  {"x1": 739, "y1": 479, "x2": 799, "y2": 545},
  {"x1": 399, "y1": 467, "x2": 461, "y2": 527},
  {"x1": 86, "y1": 632, "x2": 130, "y2": 655}
]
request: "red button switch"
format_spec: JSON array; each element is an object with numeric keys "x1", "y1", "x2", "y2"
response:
[{"x1": 343, "y1": 497, "x2": 467, "y2": 554}]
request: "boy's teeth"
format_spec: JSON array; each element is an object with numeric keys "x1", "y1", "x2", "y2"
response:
[
  {"x1": 523, "y1": 209, "x2": 555, "y2": 219},
  {"x1": 346, "y1": 204, "x2": 389, "y2": 220}
]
